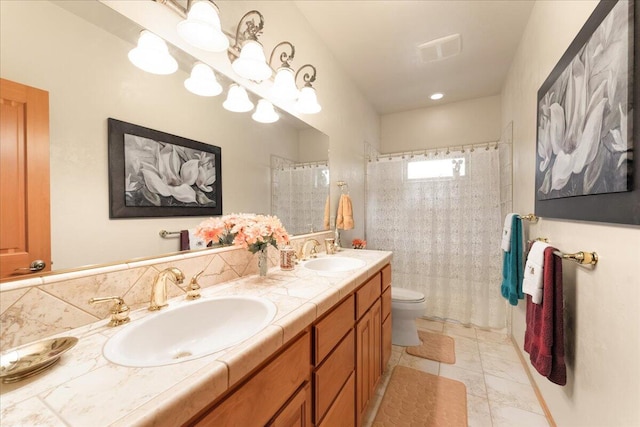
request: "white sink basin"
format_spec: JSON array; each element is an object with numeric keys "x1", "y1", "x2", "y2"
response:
[
  {"x1": 103, "y1": 296, "x2": 277, "y2": 367},
  {"x1": 303, "y1": 256, "x2": 366, "y2": 275}
]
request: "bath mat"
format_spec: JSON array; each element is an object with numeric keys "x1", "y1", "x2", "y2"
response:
[
  {"x1": 406, "y1": 330, "x2": 456, "y2": 364},
  {"x1": 372, "y1": 366, "x2": 467, "y2": 427}
]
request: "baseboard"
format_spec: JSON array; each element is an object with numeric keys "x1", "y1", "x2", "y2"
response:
[{"x1": 511, "y1": 335, "x2": 557, "y2": 427}]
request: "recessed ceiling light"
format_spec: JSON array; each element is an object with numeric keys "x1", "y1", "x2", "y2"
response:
[{"x1": 430, "y1": 93, "x2": 444, "y2": 100}]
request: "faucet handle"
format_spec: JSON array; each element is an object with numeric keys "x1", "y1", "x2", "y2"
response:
[
  {"x1": 89, "y1": 296, "x2": 130, "y2": 327},
  {"x1": 187, "y1": 270, "x2": 204, "y2": 300}
]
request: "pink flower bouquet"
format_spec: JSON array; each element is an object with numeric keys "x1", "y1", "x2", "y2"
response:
[
  {"x1": 352, "y1": 239, "x2": 367, "y2": 249},
  {"x1": 196, "y1": 213, "x2": 290, "y2": 254}
]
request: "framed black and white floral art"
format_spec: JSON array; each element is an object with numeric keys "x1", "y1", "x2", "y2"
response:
[
  {"x1": 108, "y1": 118, "x2": 222, "y2": 218},
  {"x1": 535, "y1": 0, "x2": 639, "y2": 225}
]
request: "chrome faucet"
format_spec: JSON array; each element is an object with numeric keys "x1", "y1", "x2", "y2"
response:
[
  {"x1": 149, "y1": 267, "x2": 184, "y2": 311},
  {"x1": 300, "y1": 238, "x2": 321, "y2": 261}
]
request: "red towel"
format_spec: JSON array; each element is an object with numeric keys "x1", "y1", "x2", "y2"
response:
[
  {"x1": 180, "y1": 230, "x2": 190, "y2": 251},
  {"x1": 524, "y1": 246, "x2": 566, "y2": 386}
]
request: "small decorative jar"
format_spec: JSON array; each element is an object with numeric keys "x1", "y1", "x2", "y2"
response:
[{"x1": 280, "y1": 246, "x2": 295, "y2": 271}]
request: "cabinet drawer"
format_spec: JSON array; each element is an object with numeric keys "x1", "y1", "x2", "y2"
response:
[
  {"x1": 314, "y1": 329, "x2": 355, "y2": 423},
  {"x1": 314, "y1": 295, "x2": 354, "y2": 364},
  {"x1": 194, "y1": 332, "x2": 311, "y2": 426},
  {"x1": 267, "y1": 381, "x2": 312, "y2": 427},
  {"x1": 381, "y1": 286, "x2": 391, "y2": 322},
  {"x1": 382, "y1": 315, "x2": 392, "y2": 370},
  {"x1": 381, "y1": 264, "x2": 392, "y2": 291},
  {"x1": 318, "y1": 372, "x2": 355, "y2": 427},
  {"x1": 356, "y1": 274, "x2": 381, "y2": 319}
]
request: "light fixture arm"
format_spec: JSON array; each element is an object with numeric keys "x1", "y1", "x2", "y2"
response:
[
  {"x1": 269, "y1": 41, "x2": 296, "y2": 69},
  {"x1": 234, "y1": 10, "x2": 265, "y2": 47},
  {"x1": 295, "y1": 64, "x2": 317, "y2": 87}
]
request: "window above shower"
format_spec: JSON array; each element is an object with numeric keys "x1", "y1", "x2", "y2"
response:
[{"x1": 407, "y1": 158, "x2": 466, "y2": 180}]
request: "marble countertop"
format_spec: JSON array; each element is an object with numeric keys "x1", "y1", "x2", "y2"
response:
[{"x1": 0, "y1": 249, "x2": 392, "y2": 427}]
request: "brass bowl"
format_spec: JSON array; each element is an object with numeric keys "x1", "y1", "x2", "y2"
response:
[{"x1": 0, "y1": 336, "x2": 78, "y2": 383}]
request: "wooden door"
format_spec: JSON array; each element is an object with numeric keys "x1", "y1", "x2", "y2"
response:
[{"x1": 0, "y1": 78, "x2": 50, "y2": 280}]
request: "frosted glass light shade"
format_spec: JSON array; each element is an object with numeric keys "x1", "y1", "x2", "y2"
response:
[
  {"x1": 185, "y1": 63, "x2": 223, "y2": 97},
  {"x1": 270, "y1": 67, "x2": 299, "y2": 102},
  {"x1": 295, "y1": 86, "x2": 321, "y2": 114},
  {"x1": 128, "y1": 30, "x2": 178, "y2": 75},
  {"x1": 232, "y1": 40, "x2": 272, "y2": 82},
  {"x1": 177, "y1": 1, "x2": 229, "y2": 52},
  {"x1": 223, "y1": 84, "x2": 254, "y2": 112},
  {"x1": 252, "y1": 99, "x2": 279, "y2": 123}
]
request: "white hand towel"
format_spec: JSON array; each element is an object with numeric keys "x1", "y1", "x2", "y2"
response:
[
  {"x1": 522, "y1": 241, "x2": 550, "y2": 304},
  {"x1": 188, "y1": 228, "x2": 207, "y2": 249},
  {"x1": 501, "y1": 213, "x2": 516, "y2": 252}
]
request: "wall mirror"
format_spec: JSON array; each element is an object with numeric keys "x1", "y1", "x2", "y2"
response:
[{"x1": 0, "y1": 0, "x2": 329, "y2": 278}]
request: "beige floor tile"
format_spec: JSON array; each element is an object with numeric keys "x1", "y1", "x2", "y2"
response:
[
  {"x1": 415, "y1": 317, "x2": 444, "y2": 332},
  {"x1": 476, "y1": 329, "x2": 511, "y2": 344},
  {"x1": 481, "y1": 353, "x2": 530, "y2": 385},
  {"x1": 455, "y1": 335, "x2": 480, "y2": 354},
  {"x1": 485, "y1": 374, "x2": 544, "y2": 415},
  {"x1": 478, "y1": 340, "x2": 520, "y2": 363},
  {"x1": 467, "y1": 394, "x2": 493, "y2": 427},
  {"x1": 439, "y1": 364, "x2": 487, "y2": 398},
  {"x1": 490, "y1": 403, "x2": 550, "y2": 427},
  {"x1": 397, "y1": 351, "x2": 440, "y2": 375},
  {"x1": 444, "y1": 322, "x2": 478, "y2": 339},
  {"x1": 453, "y1": 348, "x2": 484, "y2": 373}
]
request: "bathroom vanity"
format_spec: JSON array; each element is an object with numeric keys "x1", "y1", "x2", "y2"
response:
[{"x1": 0, "y1": 249, "x2": 392, "y2": 427}]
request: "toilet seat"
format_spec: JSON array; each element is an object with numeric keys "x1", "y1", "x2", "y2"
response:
[{"x1": 391, "y1": 287, "x2": 425, "y2": 303}]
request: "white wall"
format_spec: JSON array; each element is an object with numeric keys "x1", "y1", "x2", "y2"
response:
[
  {"x1": 380, "y1": 95, "x2": 501, "y2": 152},
  {"x1": 0, "y1": 1, "x2": 301, "y2": 270},
  {"x1": 501, "y1": 1, "x2": 640, "y2": 425}
]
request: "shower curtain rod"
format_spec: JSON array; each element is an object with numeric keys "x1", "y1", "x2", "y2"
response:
[
  {"x1": 367, "y1": 139, "x2": 509, "y2": 161},
  {"x1": 273, "y1": 159, "x2": 328, "y2": 170}
]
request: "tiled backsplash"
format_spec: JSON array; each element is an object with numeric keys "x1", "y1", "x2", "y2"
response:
[{"x1": 0, "y1": 232, "x2": 332, "y2": 349}]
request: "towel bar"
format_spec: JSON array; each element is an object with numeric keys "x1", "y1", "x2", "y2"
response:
[
  {"x1": 159, "y1": 230, "x2": 181, "y2": 238},
  {"x1": 531, "y1": 237, "x2": 598, "y2": 266},
  {"x1": 520, "y1": 214, "x2": 539, "y2": 223},
  {"x1": 554, "y1": 251, "x2": 598, "y2": 266}
]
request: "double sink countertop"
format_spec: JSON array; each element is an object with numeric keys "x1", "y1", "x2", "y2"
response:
[{"x1": 0, "y1": 249, "x2": 392, "y2": 427}]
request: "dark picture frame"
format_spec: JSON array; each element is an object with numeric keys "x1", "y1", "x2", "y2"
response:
[
  {"x1": 108, "y1": 118, "x2": 222, "y2": 218},
  {"x1": 535, "y1": 0, "x2": 640, "y2": 225}
]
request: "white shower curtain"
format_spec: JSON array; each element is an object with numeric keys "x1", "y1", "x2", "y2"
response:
[
  {"x1": 366, "y1": 147, "x2": 508, "y2": 329},
  {"x1": 272, "y1": 161, "x2": 329, "y2": 236}
]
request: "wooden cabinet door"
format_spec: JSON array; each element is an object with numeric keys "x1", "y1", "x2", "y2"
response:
[
  {"x1": 355, "y1": 310, "x2": 372, "y2": 426},
  {"x1": 371, "y1": 298, "x2": 382, "y2": 390},
  {"x1": 0, "y1": 78, "x2": 50, "y2": 280},
  {"x1": 268, "y1": 382, "x2": 312, "y2": 427}
]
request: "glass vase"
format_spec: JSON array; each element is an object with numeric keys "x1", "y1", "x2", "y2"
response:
[{"x1": 258, "y1": 247, "x2": 268, "y2": 277}]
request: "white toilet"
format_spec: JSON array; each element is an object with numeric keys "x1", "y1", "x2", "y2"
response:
[{"x1": 391, "y1": 287, "x2": 427, "y2": 346}]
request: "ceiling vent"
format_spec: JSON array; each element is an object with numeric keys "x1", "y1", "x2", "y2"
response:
[{"x1": 418, "y1": 34, "x2": 461, "y2": 63}]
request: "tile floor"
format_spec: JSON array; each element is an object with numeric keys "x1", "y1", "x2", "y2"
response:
[{"x1": 363, "y1": 318, "x2": 550, "y2": 427}]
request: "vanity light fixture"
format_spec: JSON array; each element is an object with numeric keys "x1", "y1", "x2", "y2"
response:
[
  {"x1": 430, "y1": 92, "x2": 444, "y2": 100},
  {"x1": 177, "y1": 0, "x2": 229, "y2": 52},
  {"x1": 230, "y1": 10, "x2": 272, "y2": 82},
  {"x1": 184, "y1": 63, "x2": 223, "y2": 97},
  {"x1": 223, "y1": 84, "x2": 254, "y2": 112},
  {"x1": 269, "y1": 42, "x2": 299, "y2": 102},
  {"x1": 295, "y1": 64, "x2": 321, "y2": 114},
  {"x1": 252, "y1": 99, "x2": 279, "y2": 123},
  {"x1": 128, "y1": 30, "x2": 178, "y2": 75}
]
